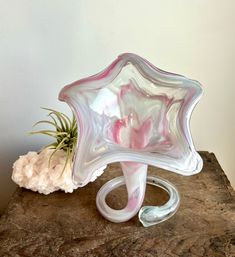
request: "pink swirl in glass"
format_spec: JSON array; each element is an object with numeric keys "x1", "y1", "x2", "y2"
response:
[{"x1": 59, "y1": 53, "x2": 203, "y2": 227}]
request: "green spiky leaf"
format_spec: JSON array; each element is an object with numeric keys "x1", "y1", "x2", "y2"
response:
[{"x1": 30, "y1": 107, "x2": 78, "y2": 172}]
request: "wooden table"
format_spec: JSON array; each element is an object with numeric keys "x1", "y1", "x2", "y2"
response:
[{"x1": 0, "y1": 152, "x2": 234, "y2": 257}]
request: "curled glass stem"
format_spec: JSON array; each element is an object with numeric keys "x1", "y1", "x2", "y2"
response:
[
  {"x1": 139, "y1": 176, "x2": 180, "y2": 227},
  {"x1": 96, "y1": 167, "x2": 180, "y2": 227},
  {"x1": 96, "y1": 163, "x2": 148, "y2": 223}
]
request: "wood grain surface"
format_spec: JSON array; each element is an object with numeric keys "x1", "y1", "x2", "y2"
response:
[{"x1": 0, "y1": 152, "x2": 234, "y2": 257}]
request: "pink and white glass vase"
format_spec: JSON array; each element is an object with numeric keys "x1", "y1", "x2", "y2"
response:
[{"x1": 59, "y1": 53, "x2": 203, "y2": 227}]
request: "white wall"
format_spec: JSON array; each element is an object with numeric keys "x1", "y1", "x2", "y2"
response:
[{"x1": 0, "y1": 0, "x2": 234, "y2": 213}]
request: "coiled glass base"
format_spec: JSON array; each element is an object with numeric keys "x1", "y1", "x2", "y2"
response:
[
  {"x1": 139, "y1": 176, "x2": 180, "y2": 227},
  {"x1": 96, "y1": 173, "x2": 180, "y2": 227}
]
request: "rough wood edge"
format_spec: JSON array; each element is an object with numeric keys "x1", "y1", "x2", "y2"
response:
[{"x1": 201, "y1": 151, "x2": 235, "y2": 198}]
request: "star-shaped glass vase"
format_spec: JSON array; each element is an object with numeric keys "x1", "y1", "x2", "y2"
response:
[{"x1": 59, "y1": 53, "x2": 203, "y2": 227}]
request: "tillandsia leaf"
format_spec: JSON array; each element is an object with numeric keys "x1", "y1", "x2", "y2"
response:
[
  {"x1": 43, "y1": 107, "x2": 72, "y2": 126},
  {"x1": 29, "y1": 130, "x2": 60, "y2": 138},
  {"x1": 50, "y1": 112, "x2": 66, "y2": 131},
  {"x1": 71, "y1": 118, "x2": 77, "y2": 133},
  {"x1": 33, "y1": 120, "x2": 61, "y2": 131},
  {"x1": 43, "y1": 108, "x2": 71, "y2": 131},
  {"x1": 59, "y1": 147, "x2": 71, "y2": 178},
  {"x1": 30, "y1": 107, "x2": 78, "y2": 174},
  {"x1": 30, "y1": 130, "x2": 68, "y2": 136},
  {"x1": 43, "y1": 108, "x2": 66, "y2": 131},
  {"x1": 48, "y1": 135, "x2": 70, "y2": 167},
  {"x1": 40, "y1": 142, "x2": 58, "y2": 151},
  {"x1": 48, "y1": 114, "x2": 62, "y2": 132}
]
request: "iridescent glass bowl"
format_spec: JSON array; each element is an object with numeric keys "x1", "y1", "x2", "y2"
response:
[{"x1": 59, "y1": 53, "x2": 203, "y2": 227}]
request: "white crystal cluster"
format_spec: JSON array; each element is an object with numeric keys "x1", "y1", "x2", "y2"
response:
[
  {"x1": 12, "y1": 149, "x2": 78, "y2": 194},
  {"x1": 12, "y1": 149, "x2": 106, "y2": 194}
]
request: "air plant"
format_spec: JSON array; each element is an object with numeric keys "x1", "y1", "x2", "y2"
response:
[{"x1": 30, "y1": 108, "x2": 78, "y2": 173}]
